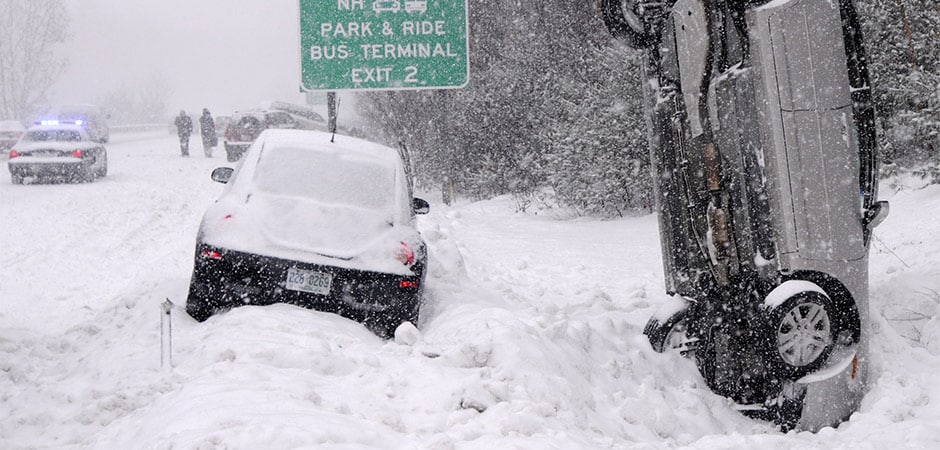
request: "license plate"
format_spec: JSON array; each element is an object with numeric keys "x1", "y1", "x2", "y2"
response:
[{"x1": 285, "y1": 267, "x2": 332, "y2": 295}]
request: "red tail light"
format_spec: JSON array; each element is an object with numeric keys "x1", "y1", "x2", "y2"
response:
[
  {"x1": 397, "y1": 242, "x2": 415, "y2": 266},
  {"x1": 9, "y1": 150, "x2": 19, "y2": 158},
  {"x1": 201, "y1": 249, "x2": 223, "y2": 260},
  {"x1": 72, "y1": 149, "x2": 83, "y2": 158},
  {"x1": 400, "y1": 280, "x2": 419, "y2": 288}
]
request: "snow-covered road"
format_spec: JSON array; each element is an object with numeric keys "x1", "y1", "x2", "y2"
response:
[{"x1": 1, "y1": 134, "x2": 938, "y2": 448}]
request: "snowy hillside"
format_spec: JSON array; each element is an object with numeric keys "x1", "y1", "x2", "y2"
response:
[{"x1": 1, "y1": 134, "x2": 939, "y2": 448}]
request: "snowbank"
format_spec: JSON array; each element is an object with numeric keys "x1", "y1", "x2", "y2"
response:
[{"x1": 1, "y1": 136, "x2": 939, "y2": 448}]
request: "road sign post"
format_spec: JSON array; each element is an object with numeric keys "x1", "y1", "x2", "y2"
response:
[{"x1": 299, "y1": 0, "x2": 469, "y2": 91}]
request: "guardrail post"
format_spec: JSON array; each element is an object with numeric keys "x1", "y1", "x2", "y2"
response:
[{"x1": 161, "y1": 298, "x2": 174, "y2": 369}]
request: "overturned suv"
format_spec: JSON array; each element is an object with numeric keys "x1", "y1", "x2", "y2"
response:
[
  {"x1": 186, "y1": 129, "x2": 430, "y2": 338},
  {"x1": 602, "y1": 0, "x2": 889, "y2": 430}
]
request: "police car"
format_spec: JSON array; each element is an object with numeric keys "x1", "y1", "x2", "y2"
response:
[
  {"x1": 39, "y1": 105, "x2": 111, "y2": 143},
  {"x1": 7, "y1": 122, "x2": 108, "y2": 184}
]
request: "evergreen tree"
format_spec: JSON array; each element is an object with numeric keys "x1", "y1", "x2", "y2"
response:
[
  {"x1": 356, "y1": 0, "x2": 940, "y2": 217},
  {"x1": 0, "y1": 0, "x2": 70, "y2": 119},
  {"x1": 356, "y1": 0, "x2": 652, "y2": 216},
  {"x1": 859, "y1": 0, "x2": 940, "y2": 165}
]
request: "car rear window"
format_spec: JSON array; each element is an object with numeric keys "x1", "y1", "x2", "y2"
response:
[
  {"x1": 24, "y1": 130, "x2": 82, "y2": 142},
  {"x1": 253, "y1": 146, "x2": 397, "y2": 211},
  {"x1": 264, "y1": 112, "x2": 296, "y2": 129},
  {"x1": 229, "y1": 115, "x2": 263, "y2": 133}
]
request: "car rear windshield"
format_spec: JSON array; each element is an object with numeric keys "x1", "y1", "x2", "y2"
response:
[
  {"x1": 229, "y1": 115, "x2": 263, "y2": 133},
  {"x1": 23, "y1": 130, "x2": 82, "y2": 142},
  {"x1": 254, "y1": 146, "x2": 397, "y2": 211},
  {"x1": 264, "y1": 112, "x2": 296, "y2": 129}
]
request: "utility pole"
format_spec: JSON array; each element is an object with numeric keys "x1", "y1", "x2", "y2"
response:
[{"x1": 327, "y1": 91, "x2": 337, "y2": 133}]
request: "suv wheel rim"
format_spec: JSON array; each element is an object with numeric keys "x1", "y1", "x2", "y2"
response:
[{"x1": 777, "y1": 302, "x2": 831, "y2": 367}]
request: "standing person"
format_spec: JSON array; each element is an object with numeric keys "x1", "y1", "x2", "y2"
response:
[
  {"x1": 199, "y1": 108, "x2": 216, "y2": 158},
  {"x1": 174, "y1": 110, "x2": 193, "y2": 157}
]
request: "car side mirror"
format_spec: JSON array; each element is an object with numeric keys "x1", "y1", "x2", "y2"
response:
[
  {"x1": 864, "y1": 200, "x2": 889, "y2": 230},
  {"x1": 412, "y1": 198, "x2": 430, "y2": 215},
  {"x1": 211, "y1": 167, "x2": 234, "y2": 184}
]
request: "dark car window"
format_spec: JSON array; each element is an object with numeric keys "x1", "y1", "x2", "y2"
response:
[
  {"x1": 297, "y1": 110, "x2": 324, "y2": 122},
  {"x1": 264, "y1": 112, "x2": 297, "y2": 129},
  {"x1": 231, "y1": 115, "x2": 263, "y2": 134},
  {"x1": 23, "y1": 130, "x2": 83, "y2": 142}
]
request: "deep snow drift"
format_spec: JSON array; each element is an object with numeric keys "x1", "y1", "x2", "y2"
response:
[{"x1": 1, "y1": 133, "x2": 938, "y2": 448}]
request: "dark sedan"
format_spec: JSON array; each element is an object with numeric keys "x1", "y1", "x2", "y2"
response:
[{"x1": 186, "y1": 129, "x2": 430, "y2": 338}]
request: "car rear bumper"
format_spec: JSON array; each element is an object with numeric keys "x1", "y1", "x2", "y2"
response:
[
  {"x1": 794, "y1": 345, "x2": 865, "y2": 430},
  {"x1": 187, "y1": 244, "x2": 425, "y2": 319},
  {"x1": 9, "y1": 159, "x2": 87, "y2": 178},
  {"x1": 735, "y1": 344, "x2": 864, "y2": 431}
]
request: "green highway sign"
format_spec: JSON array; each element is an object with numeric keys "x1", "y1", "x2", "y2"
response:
[{"x1": 299, "y1": 0, "x2": 469, "y2": 91}]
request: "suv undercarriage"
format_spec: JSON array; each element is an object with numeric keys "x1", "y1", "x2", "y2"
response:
[{"x1": 602, "y1": 0, "x2": 889, "y2": 430}]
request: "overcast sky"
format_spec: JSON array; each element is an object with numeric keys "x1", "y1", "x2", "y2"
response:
[{"x1": 52, "y1": 1, "x2": 311, "y2": 118}]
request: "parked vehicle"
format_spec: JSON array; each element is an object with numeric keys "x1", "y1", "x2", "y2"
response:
[
  {"x1": 186, "y1": 129, "x2": 430, "y2": 338},
  {"x1": 39, "y1": 105, "x2": 110, "y2": 143},
  {"x1": 7, "y1": 124, "x2": 108, "y2": 184},
  {"x1": 0, "y1": 120, "x2": 26, "y2": 158},
  {"x1": 214, "y1": 115, "x2": 231, "y2": 139},
  {"x1": 265, "y1": 101, "x2": 328, "y2": 132},
  {"x1": 602, "y1": 0, "x2": 888, "y2": 431},
  {"x1": 223, "y1": 110, "x2": 299, "y2": 162}
]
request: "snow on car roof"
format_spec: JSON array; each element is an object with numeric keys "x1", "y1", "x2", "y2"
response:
[
  {"x1": 232, "y1": 110, "x2": 265, "y2": 119},
  {"x1": 254, "y1": 129, "x2": 402, "y2": 165},
  {"x1": 28, "y1": 123, "x2": 86, "y2": 133}
]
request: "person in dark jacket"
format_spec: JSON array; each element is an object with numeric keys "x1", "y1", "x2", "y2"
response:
[
  {"x1": 174, "y1": 110, "x2": 193, "y2": 157},
  {"x1": 199, "y1": 108, "x2": 216, "y2": 158}
]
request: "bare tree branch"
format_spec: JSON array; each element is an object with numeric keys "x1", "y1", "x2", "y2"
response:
[{"x1": 0, "y1": 0, "x2": 70, "y2": 119}]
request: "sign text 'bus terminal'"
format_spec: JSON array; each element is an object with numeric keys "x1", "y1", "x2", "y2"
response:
[{"x1": 300, "y1": 0, "x2": 469, "y2": 91}]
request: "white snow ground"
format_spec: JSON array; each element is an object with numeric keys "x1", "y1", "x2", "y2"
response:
[{"x1": 1, "y1": 133, "x2": 939, "y2": 449}]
